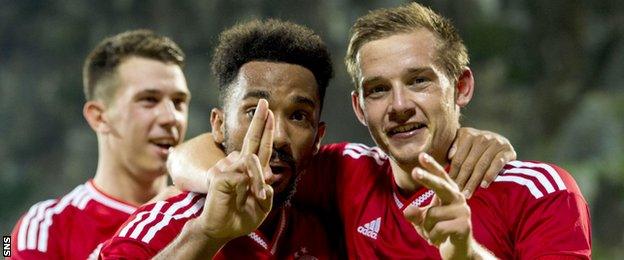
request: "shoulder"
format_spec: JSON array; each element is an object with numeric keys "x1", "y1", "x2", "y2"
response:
[
  {"x1": 493, "y1": 160, "x2": 583, "y2": 200},
  {"x1": 319, "y1": 142, "x2": 389, "y2": 166},
  {"x1": 11, "y1": 184, "x2": 88, "y2": 255},
  {"x1": 486, "y1": 161, "x2": 591, "y2": 258},
  {"x1": 112, "y1": 192, "x2": 205, "y2": 245}
]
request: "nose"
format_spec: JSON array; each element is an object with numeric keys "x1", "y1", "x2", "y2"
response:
[
  {"x1": 389, "y1": 85, "x2": 415, "y2": 122},
  {"x1": 272, "y1": 115, "x2": 291, "y2": 154},
  {"x1": 157, "y1": 99, "x2": 181, "y2": 129}
]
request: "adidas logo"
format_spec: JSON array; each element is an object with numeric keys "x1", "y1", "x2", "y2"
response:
[{"x1": 357, "y1": 217, "x2": 381, "y2": 239}]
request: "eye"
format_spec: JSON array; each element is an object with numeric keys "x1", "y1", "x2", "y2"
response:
[
  {"x1": 365, "y1": 85, "x2": 389, "y2": 98},
  {"x1": 290, "y1": 110, "x2": 312, "y2": 123},
  {"x1": 409, "y1": 76, "x2": 430, "y2": 86},
  {"x1": 139, "y1": 96, "x2": 159, "y2": 106},
  {"x1": 172, "y1": 97, "x2": 187, "y2": 110},
  {"x1": 371, "y1": 86, "x2": 386, "y2": 93},
  {"x1": 291, "y1": 110, "x2": 309, "y2": 122},
  {"x1": 246, "y1": 107, "x2": 257, "y2": 118}
]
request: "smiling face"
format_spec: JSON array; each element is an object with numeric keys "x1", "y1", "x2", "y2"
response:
[
  {"x1": 212, "y1": 61, "x2": 325, "y2": 206},
  {"x1": 103, "y1": 56, "x2": 190, "y2": 180},
  {"x1": 352, "y1": 29, "x2": 465, "y2": 170}
]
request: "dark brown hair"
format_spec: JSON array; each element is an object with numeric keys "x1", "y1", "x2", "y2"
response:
[{"x1": 82, "y1": 29, "x2": 185, "y2": 103}]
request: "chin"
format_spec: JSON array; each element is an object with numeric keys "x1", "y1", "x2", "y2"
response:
[{"x1": 140, "y1": 162, "x2": 168, "y2": 176}]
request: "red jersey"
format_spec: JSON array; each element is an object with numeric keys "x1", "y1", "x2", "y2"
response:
[
  {"x1": 10, "y1": 180, "x2": 138, "y2": 260},
  {"x1": 295, "y1": 143, "x2": 592, "y2": 259},
  {"x1": 99, "y1": 191, "x2": 340, "y2": 259}
]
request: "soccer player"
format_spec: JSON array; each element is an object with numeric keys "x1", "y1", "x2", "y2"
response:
[
  {"x1": 10, "y1": 30, "x2": 190, "y2": 259},
  {"x1": 169, "y1": 3, "x2": 591, "y2": 259},
  {"x1": 99, "y1": 20, "x2": 341, "y2": 259},
  {"x1": 313, "y1": 3, "x2": 590, "y2": 258}
]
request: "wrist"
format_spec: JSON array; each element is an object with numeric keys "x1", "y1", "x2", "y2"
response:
[
  {"x1": 465, "y1": 238, "x2": 496, "y2": 260},
  {"x1": 187, "y1": 218, "x2": 233, "y2": 247}
]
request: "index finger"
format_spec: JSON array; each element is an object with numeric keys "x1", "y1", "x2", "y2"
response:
[
  {"x1": 257, "y1": 110, "x2": 274, "y2": 168},
  {"x1": 412, "y1": 167, "x2": 462, "y2": 205},
  {"x1": 241, "y1": 99, "x2": 269, "y2": 156}
]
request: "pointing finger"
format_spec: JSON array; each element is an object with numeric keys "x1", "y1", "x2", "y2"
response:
[
  {"x1": 412, "y1": 167, "x2": 461, "y2": 205},
  {"x1": 241, "y1": 99, "x2": 269, "y2": 156},
  {"x1": 257, "y1": 110, "x2": 274, "y2": 168}
]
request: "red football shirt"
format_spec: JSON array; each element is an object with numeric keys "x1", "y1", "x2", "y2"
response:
[
  {"x1": 295, "y1": 143, "x2": 592, "y2": 259},
  {"x1": 100, "y1": 191, "x2": 341, "y2": 259},
  {"x1": 10, "y1": 180, "x2": 138, "y2": 260}
]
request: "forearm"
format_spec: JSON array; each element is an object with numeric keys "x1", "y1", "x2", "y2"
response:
[
  {"x1": 440, "y1": 237, "x2": 497, "y2": 260},
  {"x1": 168, "y1": 133, "x2": 226, "y2": 193},
  {"x1": 153, "y1": 218, "x2": 230, "y2": 260},
  {"x1": 467, "y1": 241, "x2": 497, "y2": 260}
]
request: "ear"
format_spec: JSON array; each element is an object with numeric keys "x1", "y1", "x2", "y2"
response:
[
  {"x1": 351, "y1": 91, "x2": 367, "y2": 126},
  {"x1": 83, "y1": 101, "x2": 110, "y2": 133},
  {"x1": 455, "y1": 68, "x2": 474, "y2": 107},
  {"x1": 210, "y1": 108, "x2": 226, "y2": 144},
  {"x1": 313, "y1": 121, "x2": 326, "y2": 154}
]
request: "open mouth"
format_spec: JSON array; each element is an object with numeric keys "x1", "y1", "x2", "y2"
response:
[
  {"x1": 267, "y1": 163, "x2": 291, "y2": 186},
  {"x1": 387, "y1": 122, "x2": 427, "y2": 136},
  {"x1": 150, "y1": 138, "x2": 177, "y2": 153}
]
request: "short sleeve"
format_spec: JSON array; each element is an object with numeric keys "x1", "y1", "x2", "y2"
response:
[
  {"x1": 514, "y1": 165, "x2": 591, "y2": 259},
  {"x1": 100, "y1": 194, "x2": 203, "y2": 259},
  {"x1": 10, "y1": 202, "x2": 62, "y2": 260}
]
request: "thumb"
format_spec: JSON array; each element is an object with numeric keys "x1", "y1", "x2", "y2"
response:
[
  {"x1": 258, "y1": 184, "x2": 274, "y2": 213},
  {"x1": 403, "y1": 204, "x2": 431, "y2": 242},
  {"x1": 447, "y1": 142, "x2": 457, "y2": 160},
  {"x1": 403, "y1": 204, "x2": 427, "y2": 226}
]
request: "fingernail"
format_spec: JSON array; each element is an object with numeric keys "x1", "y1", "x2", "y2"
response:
[
  {"x1": 422, "y1": 153, "x2": 432, "y2": 163},
  {"x1": 448, "y1": 146, "x2": 457, "y2": 159},
  {"x1": 260, "y1": 188, "x2": 267, "y2": 200},
  {"x1": 416, "y1": 168, "x2": 425, "y2": 179},
  {"x1": 481, "y1": 181, "x2": 489, "y2": 188},
  {"x1": 414, "y1": 168, "x2": 424, "y2": 179},
  {"x1": 462, "y1": 189, "x2": 471, "y2": 199}
]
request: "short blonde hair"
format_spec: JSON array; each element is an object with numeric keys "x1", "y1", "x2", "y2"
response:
[{"x1": 345, "y1": 2, "x2": 469, "y2": 89}]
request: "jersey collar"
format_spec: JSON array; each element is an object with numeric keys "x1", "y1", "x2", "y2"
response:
[{"x1": 246, "y1": 206, "x2": 289, "y2": 255}]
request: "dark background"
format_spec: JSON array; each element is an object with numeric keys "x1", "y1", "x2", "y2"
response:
[{"x1": 1, "y1": 0, "x2": 622, "y2": 258}]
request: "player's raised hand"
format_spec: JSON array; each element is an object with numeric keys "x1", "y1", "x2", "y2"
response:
[
  {"x1": 448, "y1": 127, "x2": 516, "y2": 198},
  {"x1": 196, "y1": 99, "x2": 275, "y2": 241},
  {"x1": 403, "y1": 153, "x2": 494, "y2": 259}
]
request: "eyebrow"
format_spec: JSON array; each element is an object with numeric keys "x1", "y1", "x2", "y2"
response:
[
  {"x1": 137, "y1": 89, "x2": 191, "y2": 99},
  {"x1": 243, "y1": 90, "x2": 316, "y2": 109},
  {"x1": 361, "y1": 76, "x2": 384, "y2": 88},
  {"x1": 405, "y1": 67, "x2": 433, "y2": 75},
  {"x1": 361, "y1": 67, "x2": 434, "y2": 87},
  {"x1": 293, "y1": 95, "x2": 316, "y2": 109},
  {"x1": 242, "y1": 90, "x2": 270, "y2": 100}
]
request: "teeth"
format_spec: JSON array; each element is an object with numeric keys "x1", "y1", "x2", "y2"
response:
[
  {"x1": 153, "y1": 140, "x2": 175, "y2": 146},
  {"x1": 389, "y1": 123, "x2": 424, "y2": 135}
]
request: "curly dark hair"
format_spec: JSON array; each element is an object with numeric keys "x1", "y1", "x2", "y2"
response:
[
  {"x1": 211, "y1": 19, "x2": 333, "y2": 109},
  {"x1": 83, "y1": 29, "x2": 185, "y2": 103}
]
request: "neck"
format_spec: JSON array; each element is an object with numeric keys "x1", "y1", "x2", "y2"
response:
[
  {"x1": 390, "y1": 160, "x2": 422, "y2": 197},
  {"x1": 93, "y1": 146, "x2": 168, "y2": 207},
  {"x1": 390, "y1": 152, "x2": 451, "y2": 197},
  {"x1": 258, "y1": 206, "x2": 283, "y2": 242}
]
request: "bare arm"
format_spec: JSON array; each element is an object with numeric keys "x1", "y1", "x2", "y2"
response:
[
  {"x1": 168, "y1": 133, "x2": 225, "y2": 193},
  {"x1": 153, "y1": 219, "x2": 230, "y2": 259}
]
